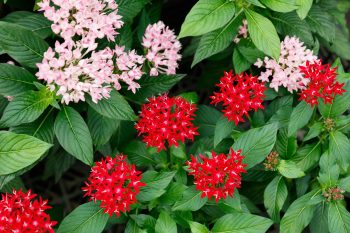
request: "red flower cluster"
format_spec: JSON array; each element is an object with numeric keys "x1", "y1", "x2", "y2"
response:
[
  {"x1": 186, "y1": 149, "x2": 247, "y2": 202},
  {"x1": 82, "y1": 155, "x2": 145, "y2": 217},
  {"x1": 0, "y1": 189, "x2": 56, "y2": 233},
  {"x1": 299, "y1": 61, "x2": 345, "y2": 107},
  {"x1": 210, "y1": 71, "x2": 266, "y2": 125},
  {"x1": 135, "y1": 94, "x2": 198, "y2": 151}
]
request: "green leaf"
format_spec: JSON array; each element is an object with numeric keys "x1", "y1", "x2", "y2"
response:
[
  {"x1": 0, "y1": 21, "x2": 49, "y2": 68},
  {"x1": 296, "y1": 0, "x2": 313, "y2": 19},
  {"x1": 233, "y1": 41, "x2": 264, "y2": 73},
  {"x1": 170, "y1": 142, "x2": 186, "y2": 159},
  {"x1": 179, "y1": 0, "x2": 236, "y2": 38},
  {"x1": 87, "y1": 107, "x2": 120, "y2": 146},
  {"x1": 246, "y1": 0, "x2": 266, "y2": 8},
  {"x1": 318, "y1": 81, "x2": 350, "y2": 118},
  {"x1": 11, "y1": 108, "x2": 55, "y2": 143},
  {"x1": 0, "y1": 64, "x2": 36, "y2": 96},
  {"x1": 310, "y1": 203, "x2": 329, "y2": 233},
  {"x1": 318, "y1": 150, "x2": 339, "y2": 187},
  {"x1": 245, "y1": 9, "x2": 280, "y2": 60},
  {"x1": 159, "y1": 182, "x2": 187, "y2": 205},
  {"x1": 44, "y1": 149, "x2": 76, "y2": 183},
  {"x1": 172, "y1": 186, "x2": 207, "y2": 211},
  {"x1": 0, "y1": 90, "x2": 53, "y2": 127},
  {"x1": 0, "y1": 176, "x2": 26, "y2": 193},
  {"x1": 328, "y1": 28, "x2": 350, "y2": 60},
  {"x1": 124, "y1": 74, "x2": 185, "y2": 104},
  {"x1": 329, "y1": 131, "x2": 350, "y2": 171},
  {"x1": 178, "y1": 92, "x2": 199, "y2": 104},
  {"x1": 272, "y1": 11, "x2": 313, "y2": 46},
  {"x1": 121, "y1": 140, "x2": 156, "y2": 166},
  {"x1": 233, "y1": 123, "x2": 278, "y2": 169},
  {"x1": 328, "y1": 202, "x2": 350, "y2": 233},
  {"x1": 192, "y1": 12, "x2": 243, "y2": 67},
  {"x1": 87, "y1": 90, "x2": 136, "y2": 121},
  {"x1": 2, "y1": 11, "x2": 52, "y2": 38},
  {"x1": 116, "y1": 0, "x2": 149, "y2": 23},
  {"x1": 304, "y1": 122, "x2": 323, "y2": 141},
  {"x1": 275, "y1": 128, "x2": 297, "y2": 159},
  {"x1": 339, "y1": 176, "x2": 350, "y2": 192},
  {"x1": 188, "y1": 221, "x2": 209, "y2": 233},
  {"x1": 211, "y1": 213, "x2": 273, "y2": 233},
  {"x1": 130, "y1": 214, "x2": 156, "y2": 229},
  {"x1": 264, "y1": 176, "x2": 288, "y2": 223},
  {"x1": 54, "y1": 106, "x2": 93, "y2": 166},
  {"x1": 288, "y1": 101, "x2": 314, "y2": 137},
  {"x1": 292, "y1": 142, "x2": 321, "y2": 172},
  {"x1": 194, "y1": 105, "x2": 222, "y2": 138},
  {"x1": 280, "y1": 189, "x2": 322, "y2": 233},
  {"x1": 277, "y1": 160, "x2": 305, "y2": 178},
  {"x1": 155, "y1": 211, "x2": 177, "y2": 233},
  {"x1": 125, "y1": 220, "x2": 147, "y2": 233},
  {"x1": 138, "y1": 171, "x2": 176, "y2": 202},
  {"x1": 0, "y1": 131, "x2": 52, "y2": 175},
  {"x1": 57, "y1": 201, "x2": 109, "y2": 233},
  {"x1": 306, "y1": 5, "x2": 335, "y2": 42},
  {"x1": 214, "y1": 116, "x2": 237, "y2": 147},
  {"x1": 260, "y1": 0, "x2": 297, "y2": 12}
]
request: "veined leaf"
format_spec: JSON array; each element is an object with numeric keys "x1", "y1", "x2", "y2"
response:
[
  {"x1": 0, "y1": 21, "x2": 49, "y2": 68},
  {"x1": 172, "y1": 186, "x2": 207, "y2": 211},
  {"x1": 264, "y1": 176, "x2": 288, "y2": 223},
  {"x1": 54, "y1": 106, "x2": 93, "y2": 166},
  {"x1": 0, "y1": 131, "x2": 52, "y2": 175},
  {"x1": 179, "y1": 0, "x2": 236, "y2": 38},
  {"x1": 57, "y1": 201, "x2": 109, "y2": 233},
  {"x1": 245, "y1": 9, "x2": 280, "y2": 60}
]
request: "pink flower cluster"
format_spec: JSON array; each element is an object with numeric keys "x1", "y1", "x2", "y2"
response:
[
  {"x1": 233, "y1": 19, "x2": 248, "y2": 43},
  {"x1": 255, "y1": 36, "x2": 318, "y2": 92},
  {"x1": 143, "y1": 21, "x2": 182, "y2": 76},
  {"x1": 38, "y1": 0, "x2": 123, "y2": 49}
]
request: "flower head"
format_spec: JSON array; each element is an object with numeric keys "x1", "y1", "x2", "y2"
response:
[
  {"x1": 323, "y1": 187, "x2": 344, "y2": 202},
  {"x1": 210, "y1": 71, "x2": 266, "y2": 125},
  {"x1": 263, "y1": 151, "x2": 279, "y2": 171},
  {"x1": 0, "y1": 189, "x2": 56, "y2": 233},
  {"x1": 186, "y1": 149, "x2": 247, "y2": 202},
  {"x1": 299, "y1": 61, "x2": 345, "y2": 107},
  {"x1": 255, "y1": 36, "x2": 318, "y2": 92},
  {"x1": 82, "y1": 155, "x2": 145, "y2": 217},
  {"x1": 38, "y1": 0, "x2": 123, "y2": 47},
  {"x1": 135, "y1": 95, "x2": 198, "y2": 151},
  {"x1": 142, "y1": 21, "x2": 182, "y2": 76}
]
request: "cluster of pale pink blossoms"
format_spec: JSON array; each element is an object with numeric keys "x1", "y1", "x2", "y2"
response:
[
  {"x1": 36, "y1": 0, "x2": 181, "y2": 104},
  {"x1": 255, "y1": 36, "x2": 318, "y2": 92},
  {"x1": 143, "y1": 21, "x2": 182, "y2": 76},
  {"x1": 233, "y1": 19, "x2": 248, "y2": 44}
]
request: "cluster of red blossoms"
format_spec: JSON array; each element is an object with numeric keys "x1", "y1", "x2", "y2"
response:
[
  {"x1": 82, "y1": 155, "x2": 145, "y2": 217},
  {"x1": 299, "y1": 61, "x2": 345, "y2": 107},
  {"x1": 186, "y1": 149, "x2": 247, "y2": 202},
  {"x1": 135, "y1": 95, "x2": 198, "y2": 151},
  {"x1": 211, "y1": 71, "x2": 266, "y2": 125},
  {"x1": 0, "y1": 189, "x2": 56, "y2": 233}
]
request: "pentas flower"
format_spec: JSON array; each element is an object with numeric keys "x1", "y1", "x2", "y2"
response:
[
  {"x1": 135, "y1": 95, "x2": 198, "y2": 151},
  {"x1": 142, "y1": 21, "x2": 182, "y2": 76},
  {"x1": 38, "y1": 0, "x2": 123, "y2": 48},
  {"x1": 299, "y1": 61, "x2": 345, "y2": 107},
  {"x1": 233, "y1": 19, "x2": 248, "y2": 43},
  {"x1": 210, "y1": 71, "x2": 266, "y2": 125},
  {"x1": 255, "y1": 36, "x2": 318, "y2": 92},
  {"x1": 0, "y1": 189, "x2": 56, "y2": 233},
  {"x1": 82, "y1": 155, "x2": 145, "y2": 217},
  {"x1": 186, "y1": 149, "x2": 247, "y2": 202}
]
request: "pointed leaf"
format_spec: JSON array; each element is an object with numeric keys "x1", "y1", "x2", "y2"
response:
[
  {"x1": 0, "y1": 131, "x2": 52, "y2": 175},
  {"x1": 288, "y1": 101, "x2": 314, "y2": 137},
  {"x1": 57, "y1": 202, "x2": 109, "y2": 233},
  {"x1": 245, "y1": 9, "x2": 280, "y2": 60},
  {"x1": 172, "y1": 186, "x2": 207, "y2": 211},
  {"x1": 54, "y1": 106, "x2": 93, "y2": 165},
  {"x1": 179, "y1": 0, "x2": 236, "y2": 38},
  {"x1": 264, "y1": 176, "x2": 288, "y2": 222},
  {"x1": 155, "y1": 211, "x2": 177, "y2": 233},
  {"x1": 328, "y1": 202, "x2": 350, "y2": 233}
]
